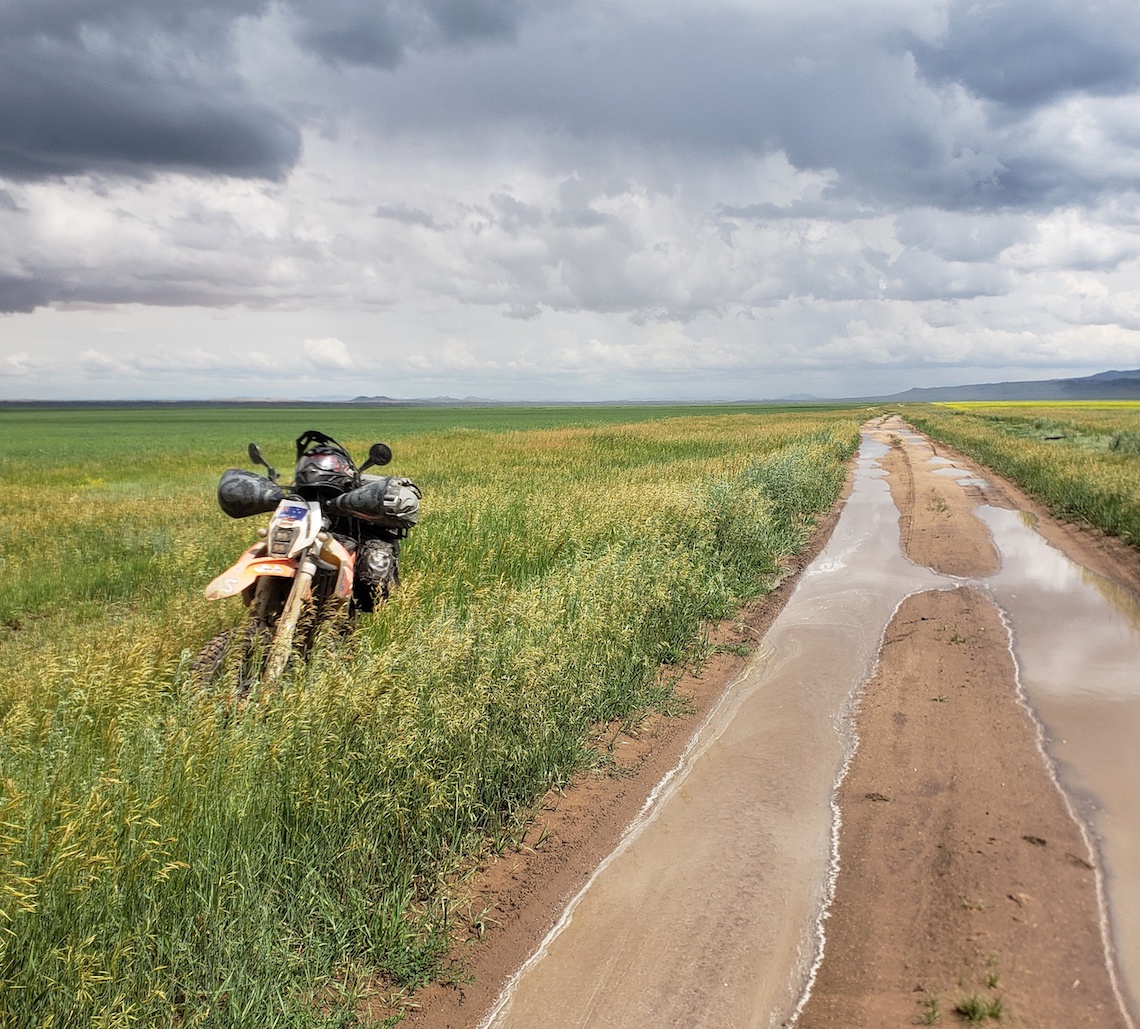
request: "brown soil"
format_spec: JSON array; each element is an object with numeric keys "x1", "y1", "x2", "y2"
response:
[
  {"x1": 383, "y1": 417, "x2": 1140, "y2": 1029},
  {"x1": 797, "y1": 584, "x2": 1124, "y2": 1027}
]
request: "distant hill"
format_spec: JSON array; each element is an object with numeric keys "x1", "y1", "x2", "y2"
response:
[
  {"x1": 348, "y1": 371, "x2": 1140, "y2": 406},
  {"x1": 350, "y1": 395, "x2": 496, "y2": 405},
  {"x1": 3, "y1": 370, "x2": 1137, "y2": 409},
  {"x1": 853, "y1": 368, "x2": 1140, "y2": 403}
]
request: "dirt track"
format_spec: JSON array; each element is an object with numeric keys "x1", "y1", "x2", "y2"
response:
[
  {"x1": 390, "y1": 417, "x2": 1140, "y2": 1029},
  {"x1": 799, "y1": 419, "x2": 1131, "y2": 1027}
]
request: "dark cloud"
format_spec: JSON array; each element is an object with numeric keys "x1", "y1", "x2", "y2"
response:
[
  {"x1": 428, "y1": 0, "x2": 526, "y2": 43},
  {"x1": 6, "y1": 0, "x2": 1136, "y2": 213},
  {"x1": 4, "y1": 0, "x2": 1140, "y2": 355},
  {"x1": 0, "y1": 275, "x2": 53, "y2": 313},
  {"x1": 352, "y1": 8, "x2": 1007, "y2": 208},
  {"x1": 292, "y1": 3, "x2": 408, "y2": 70},
  {"x1": 0, "y1": 0, "x2": 551, "y2": 180},
  {"x1": 909, "y1": 0, "x2": 1140, "y2": 109},
  {"x1": 0, "y1": 0, "x2": 299, "y2": 181},
  {"x1": 288, "y1": 0, "x2": 537, "y2": 69},
  {"x1": 354, "y1": 2, "x2": 1140, "y2": 212}
]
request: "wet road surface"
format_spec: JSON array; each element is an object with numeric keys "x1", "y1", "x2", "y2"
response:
[{"x1": 482, "y1": 425, "x2": 1140, "y2": 1028}]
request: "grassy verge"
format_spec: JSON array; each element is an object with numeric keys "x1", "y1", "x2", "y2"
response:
[
  {"x1": 902, "y1": 402, "x2": 1140, "y2": 547},
  {"x1": 0, "y1": 406, "x2": 860, "y2": 1027}
]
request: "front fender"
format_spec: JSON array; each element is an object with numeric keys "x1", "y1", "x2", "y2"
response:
[
  {"x1": 205, "y1": 543, "x2": 298, "y2": 601},
  {"x1": 318, "y1": 535, "x2": 356, "y2": 599}
]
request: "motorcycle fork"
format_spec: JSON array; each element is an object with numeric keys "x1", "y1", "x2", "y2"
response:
[{"x1": 265, "y1": 548, "x2": 319, "y2": 685}]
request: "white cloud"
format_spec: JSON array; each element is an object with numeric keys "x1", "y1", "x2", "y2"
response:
[
  {"x1": 1003, "y1": 209, "x2": 1140, "y2": 272},
  {"x1": 3, "y1": 351, "x2": 40, "y2": 375},
  {"x1": 79, "y1": 348, "x2": 138, "y2": 377},
  {"x1": 304, "y1": 336, "x2": 354, "y2": 369}
]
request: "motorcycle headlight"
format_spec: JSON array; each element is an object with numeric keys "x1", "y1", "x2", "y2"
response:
[{"x1": 270, "y1": 524, "x2": 301, "y2": 556}]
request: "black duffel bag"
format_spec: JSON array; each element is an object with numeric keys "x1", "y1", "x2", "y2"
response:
[{"x1": 328, "y1": 475, "x2": 421, "y2": 534}]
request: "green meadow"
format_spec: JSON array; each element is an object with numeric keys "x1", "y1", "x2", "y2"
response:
[{"x1": 0, "y1": 403, "x2": 861, "y2": 1027}]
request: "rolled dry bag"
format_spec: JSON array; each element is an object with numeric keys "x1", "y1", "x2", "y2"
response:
[
  {"x1": 329, "y1": 475, "x2": 421, "y2": 533},
  {"x1": 217, "y1": 468, "x2": 288, "y2": 518}
]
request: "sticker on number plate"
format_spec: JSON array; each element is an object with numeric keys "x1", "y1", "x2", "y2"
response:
[
  {"x1": 275, "y1": 504, "x2": 310, "y2": 523},
  {"x1": 249, "y1": 562, "x2": 296, "y2": 577}
]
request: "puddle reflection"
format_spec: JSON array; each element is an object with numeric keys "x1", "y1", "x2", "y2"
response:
[
  {"x1": 977, "y1": 505, "x2": 1140, "y2": 1013},
  {"x1": 980, "y1": 506, "x2": 1140, "y2": 694}
]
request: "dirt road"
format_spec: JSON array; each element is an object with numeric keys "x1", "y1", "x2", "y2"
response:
[
  {"x1": 393, "y1": 418, "x2": 1140, "y2": 1029},
  {"x1": 798, "y1": 422, "x2": 1131, "y2": 1028}
]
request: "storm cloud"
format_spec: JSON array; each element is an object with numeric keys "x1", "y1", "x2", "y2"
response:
[
  {"x1": 1, "y1": 0, "x2": 1139, "y2": 399},
  {"x1": 909, "y1": 0, "x2": 1140, "y2": 109},
  {"x1": 0, "y1": 0, "x2": 298, "y2": 180},
  {"x1": 288, "y1": 0, "x2": 536, "y2": 68}
]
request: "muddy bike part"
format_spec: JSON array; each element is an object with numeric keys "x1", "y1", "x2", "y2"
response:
[
  {"x1": 188, "y1": 622, "x2": 271, "y2": 695},
  {"x1": 190, "y1": 576, "x2": 284, "y2": 693},
  {"x1": 190, "y1": 627, "x2": 238, "y2": 679},
  {"x1": 264, "y1": 547, "x2": 319, "y2": 684}
]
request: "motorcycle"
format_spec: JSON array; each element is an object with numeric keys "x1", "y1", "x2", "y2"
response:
[{"x1": 192, "y1": 430, "x2": 421, "y2": 694}]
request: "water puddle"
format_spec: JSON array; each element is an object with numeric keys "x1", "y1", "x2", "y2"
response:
[
  {"x1": 931, "y1": 465, "x2": 990, "y2": 489},
  {"x1": 482, "y1": 436, "x2": 944, "y2": 1029},
  {"x1": 482, "y1": 430, "x2": 1140, "y2": 1028},
  {"x1": 977, "y1": 505, "x2": 1140, "y2": 1015}
]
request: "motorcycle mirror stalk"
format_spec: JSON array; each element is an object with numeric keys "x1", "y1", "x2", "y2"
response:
[
  {"x1": 247, "y1": 442, "x2": 279, "y2": 483},
  {"x1": 359, "y1": 442, "x2": 393, "y2": 472}
]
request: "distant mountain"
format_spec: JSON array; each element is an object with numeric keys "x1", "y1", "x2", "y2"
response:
[
  {"x1": 347, "y1": 371, "x2": 1140, "y2": 407},
  {"x1": 1082, "y1": 369, "x2": 1140, "y2": 382},
  {"x1": 8, "y1": 372, "x2": 1135, "y2": 409},
  {"x1": 853, "y1": 369, "x2": 1140, "y2": 403},
  {"x1": 350, "y1": 395, "x2": 496, "y2": 405}
]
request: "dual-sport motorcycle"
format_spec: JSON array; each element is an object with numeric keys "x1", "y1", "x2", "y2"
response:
[{"x1": 192, "y1": 430, "x2": 421, "y2": 694}]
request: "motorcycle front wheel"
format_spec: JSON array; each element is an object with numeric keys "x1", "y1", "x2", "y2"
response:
[
  {"x1": 191, "y1": 578, "x2": 286, "y2": 696},
  {"x1": 190, "y1": 624, "x2": 274, "y2": 697}
]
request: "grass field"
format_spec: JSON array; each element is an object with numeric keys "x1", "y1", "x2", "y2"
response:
[
  {"x1": 0, "y1": 404, "x2": 862, "y2": 1027},
  {"x1": 902, "y1": 402, "x2": 1140, "y2": 546}
]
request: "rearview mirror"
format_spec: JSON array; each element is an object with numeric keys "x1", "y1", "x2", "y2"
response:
[
  {"x1": 360, "y1": 442, "x2": 393, "y2": 471},
  {"x1": 247, "y1": 442, "x2": 279, "y2": 483}
]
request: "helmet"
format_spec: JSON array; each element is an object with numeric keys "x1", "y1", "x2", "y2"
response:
[{"x1": 293, "y1": 430, "x2": 359, "y2": 497}]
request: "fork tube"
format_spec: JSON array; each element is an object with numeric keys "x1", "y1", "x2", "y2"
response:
[{"x1": 265, "y1": 548, "x2": 318, "y2": 684}]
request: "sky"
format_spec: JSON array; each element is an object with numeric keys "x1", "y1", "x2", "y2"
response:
[{"x1": 2, "y1": 0, "x2": 1140, "y2": 402}]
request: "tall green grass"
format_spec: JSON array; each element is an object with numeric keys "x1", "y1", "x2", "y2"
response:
[
  {"x1": 903, "y1": 403, "x2": 1140, "y2": 546},
  {"x1": 0, "y1": 406, "x2": 860, "y2": 1026}
]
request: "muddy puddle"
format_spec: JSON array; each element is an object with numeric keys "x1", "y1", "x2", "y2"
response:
[
  {"x1": 481, "y1": 430, "x2": 1140, "y2": 1029},
  {"x1": 482, "y1": 436, "x2": 943, "y2": 1028},
  {"x1": 976, "y1": 503, "x2": 1140, "y2": 1016}
]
